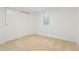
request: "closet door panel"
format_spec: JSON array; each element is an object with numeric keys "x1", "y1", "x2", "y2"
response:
[{"x1": 0, "y1": 8, "x2": 6, "y2": 43}]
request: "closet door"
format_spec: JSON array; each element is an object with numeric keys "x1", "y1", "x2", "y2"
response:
[
  {"x1": 6, "y1": 8, "x2": 30, "y2": 41},
  {"x1": 0, "y1": 8, "x2": 6, "y2": 43}
]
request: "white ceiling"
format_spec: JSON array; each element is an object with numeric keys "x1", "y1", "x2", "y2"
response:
[
  {"x1": 10, "y1": 7, "x2": 78, "y2": 14},
  {"x1": 10, "y1": 7, "x2": 56, "y2": 13}
]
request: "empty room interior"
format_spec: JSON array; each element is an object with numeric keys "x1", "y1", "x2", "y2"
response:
[{"x1": 0, "y1": 7, "x2": 79, "y2": 51}]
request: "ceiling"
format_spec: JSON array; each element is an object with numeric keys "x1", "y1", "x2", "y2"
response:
[
  {"x1": 10, "y1": 7, "x2": 56, "y2": 13},
  {"x1": 9, "y1": 7, "x2": 77, "y2": 14}
]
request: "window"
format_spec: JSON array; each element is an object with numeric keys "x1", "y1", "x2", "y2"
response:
[{"x1": 43, "y1": 12, "x2": 49, "y2": 25}]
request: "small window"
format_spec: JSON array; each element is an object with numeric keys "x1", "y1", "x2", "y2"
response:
[{"x1": 43, "y1": 12, "x2": 49, "y2": 25}]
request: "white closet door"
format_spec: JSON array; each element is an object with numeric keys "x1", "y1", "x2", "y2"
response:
[
  {"x1": 6, "y1": 8, "x2": 30, "y2": 41},
  {"x1": 0, "y1": 8, "x2": 6, "y2": 43}
]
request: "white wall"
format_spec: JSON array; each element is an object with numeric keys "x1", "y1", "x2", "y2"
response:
[
  {"x1": 0, "y1": 8, "x2": 6, "y2": 43},
  {"x1": 0, "y1": 8, "x2": 33, "y2": 44},
  {"x1": 0, "y1": 7, "x2": 78, "y2": 44},
  {"x1": 28, "y1": 13, "x2": 36, "y2": 34},
  {"x1": 76, "y1": 8, "x2": 79, "y2": 44},
  {"x1": 5, "y1": 8, "x2": 33, "y2": 42},
  {"x1": 34, "y1": 8, "x2": 78, "y2": 43}
]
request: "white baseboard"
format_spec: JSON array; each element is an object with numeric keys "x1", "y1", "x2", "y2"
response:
[
  {"x1": 0, "y1": 33, "x2": 33, "y2": 44},
  {"x1": 36, "y1": 33, "x2": 78, "y2": 44},
  {"x1": 0, "y1": 33, "x2": 78, "y2": 45}
]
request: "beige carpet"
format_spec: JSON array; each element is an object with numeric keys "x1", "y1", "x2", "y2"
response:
[{"x1": 0, "y1": 34, "x2": 79, "y2": 51}]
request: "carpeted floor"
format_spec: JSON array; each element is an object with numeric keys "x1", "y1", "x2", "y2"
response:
[{"x1": 0, "y1": 34, "x2": 79, "y2": 51}]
